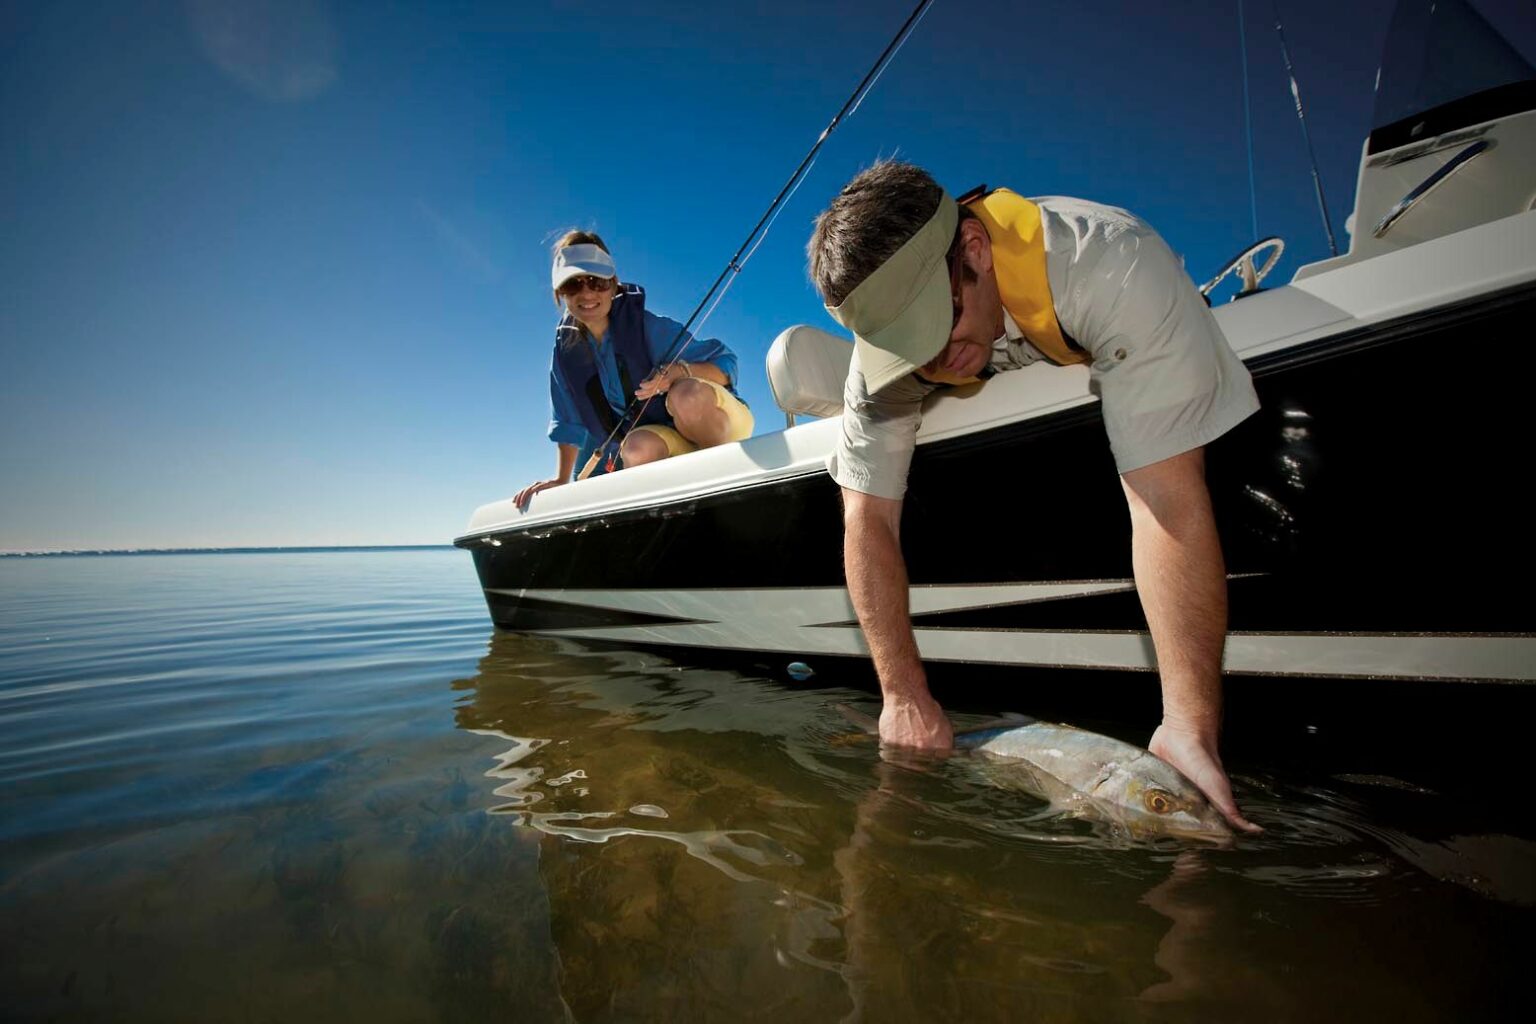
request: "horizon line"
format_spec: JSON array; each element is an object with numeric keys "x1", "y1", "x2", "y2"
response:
[{"x1": 0, "y1": 544, "x2": 459, "y2": 558}]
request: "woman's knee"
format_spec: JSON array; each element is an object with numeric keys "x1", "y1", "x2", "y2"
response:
[
  {"x1": 665, "y1": 378, "x2": 719, "y2": 429},
  {"x1": 620, "y1": 430, "x2": 671, "y2": 467}
]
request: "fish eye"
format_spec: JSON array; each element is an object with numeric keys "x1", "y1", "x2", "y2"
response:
[{"x1": 1144, "y1": 790, "x2": 1174, "y2": 815}]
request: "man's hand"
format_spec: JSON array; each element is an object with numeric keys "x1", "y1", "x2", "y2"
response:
[
  {"x1": 878, "y1": 693, "x2": 954, "y2": 751},
  {"x1": 1148, "y1": 721, "x2": 1261, "y2": 833}
]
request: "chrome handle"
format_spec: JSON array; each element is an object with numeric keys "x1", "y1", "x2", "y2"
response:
[{"x1": 1373, "y1": 139, "x2": 1493, "y2": 239}]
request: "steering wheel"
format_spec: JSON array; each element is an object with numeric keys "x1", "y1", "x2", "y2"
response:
[{"x1": 1199, "y1": 236, "x2": 1285, "y2": 301}]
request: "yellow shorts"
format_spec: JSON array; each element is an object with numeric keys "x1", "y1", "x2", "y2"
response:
[{"x1": 631, "y1": 380, "x2": 754, "y2": 456}]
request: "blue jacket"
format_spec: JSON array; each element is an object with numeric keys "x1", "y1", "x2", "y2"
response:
[{"x1": 547, "y1": 285, "x2": 743, "y2": 472}]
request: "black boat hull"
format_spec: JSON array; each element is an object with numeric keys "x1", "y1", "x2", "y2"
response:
[{"x1": 458, "y1": 283, "x2": 1536, "y2": 687}]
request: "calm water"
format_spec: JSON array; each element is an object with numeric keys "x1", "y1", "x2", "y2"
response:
[{"x1": 1, "y1": 550, "x2": 1531, "y2": 1022}]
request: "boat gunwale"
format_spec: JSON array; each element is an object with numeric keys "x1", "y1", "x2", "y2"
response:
[{"x1": 455, "y1": 271, "x2": 1536, "y2": 546}]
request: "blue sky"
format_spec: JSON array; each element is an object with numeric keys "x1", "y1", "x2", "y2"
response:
[{"x1": 2, "y1": 0, "x2": 1532, "y2": 551}]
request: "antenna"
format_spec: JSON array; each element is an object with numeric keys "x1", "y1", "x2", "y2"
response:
[{"x1": 1272, "y1": 0, "x2": 1339, "y2": 256}]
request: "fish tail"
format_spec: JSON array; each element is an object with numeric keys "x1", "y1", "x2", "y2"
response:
[{"x1": 833, "y1": 702, "x2": 880, "y2": 735}]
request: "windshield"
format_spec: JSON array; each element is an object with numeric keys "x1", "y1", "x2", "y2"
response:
[{"x1": 1372, "y1": 0, "x2": 1536, "y2": 137}]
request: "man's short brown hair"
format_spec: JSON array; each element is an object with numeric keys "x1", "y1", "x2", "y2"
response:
[{"x1": 807, "y1": 160, "x2": 950, "y2": 306}]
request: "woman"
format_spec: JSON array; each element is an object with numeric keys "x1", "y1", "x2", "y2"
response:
[{"x1": 514, "y1": 231, "x2": 753, "y2": 510}]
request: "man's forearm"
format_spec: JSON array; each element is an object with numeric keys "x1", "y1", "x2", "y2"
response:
[
  {"x1": 1121, "y1": 450, "x2": 1227, "y2": 737},
  {"x1": 842, "y1": 492, "x2": 927, "y2": 699},
  {"x1": 842, "y1": 488, "x2": 952, "y2": 749},
  {"x1": 1130, "y1": 508, "x2": 1227, "y2": 735}
]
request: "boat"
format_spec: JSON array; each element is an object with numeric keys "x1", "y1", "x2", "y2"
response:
[{"x1": 455, "y1": 0, "x2": 1536, "y2": 720}]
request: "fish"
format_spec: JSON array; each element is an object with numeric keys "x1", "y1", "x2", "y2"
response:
[
  {"x1": 955, "y1": 719, "x2": 1232, "y2": 841},
  {"x1": 837, "y1": 705, "x2": 1232, "y2": 841}
]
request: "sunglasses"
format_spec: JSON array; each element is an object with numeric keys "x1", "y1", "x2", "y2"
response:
[{"x1": 559, "y1": 274, "x2": 615, "y2": 297}]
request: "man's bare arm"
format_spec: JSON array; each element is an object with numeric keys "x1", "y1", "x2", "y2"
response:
[
  {"x1": 842, "y1": 487, "x2": 953, "y2": 749},
  {"x1": 1120, "y1": 448, "x2": 1260, "y2": 832}
]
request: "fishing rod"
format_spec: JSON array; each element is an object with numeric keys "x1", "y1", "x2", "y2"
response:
[{"x1": 576, "y1": 0, "x2": 939, "y2": 481}]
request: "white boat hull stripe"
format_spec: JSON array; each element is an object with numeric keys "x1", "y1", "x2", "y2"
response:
[{"x1": 485, "y1": 585, "x2": 1536, "y2": 682}]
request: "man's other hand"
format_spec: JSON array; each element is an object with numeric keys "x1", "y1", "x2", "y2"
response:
[
  {"x1": 878, "y1": 693, "x2": 954, "y2": 751},
  {"x1": 1149, "y1": 722, "x2": 1262, "y2": 833}
]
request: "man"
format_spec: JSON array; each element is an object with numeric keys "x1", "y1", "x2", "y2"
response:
[{"x1": 807, "y1": 161, "x2": 1261, "y2": 832}]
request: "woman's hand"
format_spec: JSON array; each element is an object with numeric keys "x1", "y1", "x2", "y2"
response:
[
  {"x1": 634, "y1": 362, "x2": 687, "y2": 400},
  {"x1": 514, "y1": 477, "x2": 565, "y2": 510}
]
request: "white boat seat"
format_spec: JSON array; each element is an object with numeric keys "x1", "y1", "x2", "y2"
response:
[{"x1": 765, "y1": 324, "x2": 853, "y2": 420}]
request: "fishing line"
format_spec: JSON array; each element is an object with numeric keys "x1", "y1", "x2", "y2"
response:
[
  {"x1": 734, "y1": 153, "x2": 817, "y2": 272},
  {"x1": 1239, "y1": 0, "x2": 1259, "y2": 241},
  {"x1": 680, "y1": 150, "x2": 823, "y2": 350},
  {"x1": 845, "y1": 0, "x2": 934, "y2": 120},
  {"x1": 576, "y1": 0, "x2": 939, "y2": 479}
]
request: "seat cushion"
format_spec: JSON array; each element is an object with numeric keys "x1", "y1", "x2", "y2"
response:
[{"x1": 765, "y1": 324, "x2": 853, "y2": 419}]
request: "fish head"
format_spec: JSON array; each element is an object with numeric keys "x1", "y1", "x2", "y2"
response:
[{"x1": 1092, "y1": 753, "x2": 1233, "y2": 842}]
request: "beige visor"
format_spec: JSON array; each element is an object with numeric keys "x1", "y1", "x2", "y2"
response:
[{"x1": 825, "y1": 192, "x2": 957, "y2": 396}]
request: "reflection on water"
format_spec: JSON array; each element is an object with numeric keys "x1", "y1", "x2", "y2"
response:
[
  {"x1": 1, "y1": 552, "x2": 1533, "y2": 1022},
  {"x1": 456, "y1": 633, "x2": 1534, "y2": 1023}
]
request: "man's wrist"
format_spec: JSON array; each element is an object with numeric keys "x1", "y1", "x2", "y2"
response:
[
  {"x1": 879, "y1": 666, "x2": 932, "y2": 705},
  {"x1": 1159, "y1": 710, "x2": 1221, "y2": 741}
]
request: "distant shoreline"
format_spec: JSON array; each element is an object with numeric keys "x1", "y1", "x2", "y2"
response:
[{"x1": 0, "y1": 545, "x2": 457, "y2": 558}]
